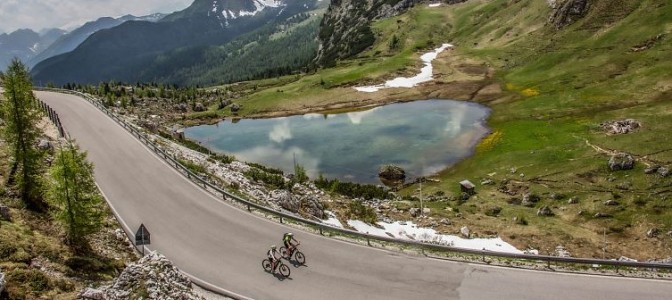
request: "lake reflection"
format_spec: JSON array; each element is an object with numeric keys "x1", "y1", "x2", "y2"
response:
[{"x1": 184, "y1": 100, "x2": 490, "y2": 184}]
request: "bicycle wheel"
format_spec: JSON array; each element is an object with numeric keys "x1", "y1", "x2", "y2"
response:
[
  {"x1": 279, "y1": 246, "x2": 289, "y2": 258},
  {"x1": 262, "y1": 259, "x2": 272, "y2": 272},
  {"x1": 295, "y1": 251, "x2": 305, "y2": 265},
  {"x1": 279, "y1": 263, "x2": 291, "y2": 277}
]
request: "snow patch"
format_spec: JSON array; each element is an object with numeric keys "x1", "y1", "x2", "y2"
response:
[
  {"x1": 322, "y1": 211, "x2": 344, "y2": 228},
  {"x1": 347, "y1": 220, "x2": 522, "y2": 254},
  {"x1": 429, "y1": 3, "x2": 442, "y2": 8},
  {"x1": 354, "y1": 43, "x2": 454, "y2": 92}
]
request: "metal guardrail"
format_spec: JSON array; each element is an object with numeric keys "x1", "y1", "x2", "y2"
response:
[
  {"x1": 37, "y1": 87, "x2": 672, "y2": 272},
  {"x1": 0, "y1": 271, "x2": 5, "y2": 294}
]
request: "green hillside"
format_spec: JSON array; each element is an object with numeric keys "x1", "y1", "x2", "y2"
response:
[{"x1": 205, "y1": 0, "x2": 672, "y2": 258}]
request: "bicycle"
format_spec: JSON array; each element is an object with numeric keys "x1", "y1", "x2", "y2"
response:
[
  {"x1": 280, "y1": 242, "x2": 305, "y2": 265},
  {"x1": 262, "y1": 258, "x2": 291, "y2": 277}
]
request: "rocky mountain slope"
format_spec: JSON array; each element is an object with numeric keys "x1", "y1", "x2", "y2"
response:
[
  {"x1": 31, "y1": 0, "x2": 320, "y2": 86},
  {"x1": 315, "y1": 0, "x2": 467, "y2": 67}
]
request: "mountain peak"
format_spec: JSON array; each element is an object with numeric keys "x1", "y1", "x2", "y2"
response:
[{"x1": 166, "y1": 0, "x2": 286, "y2": 26}]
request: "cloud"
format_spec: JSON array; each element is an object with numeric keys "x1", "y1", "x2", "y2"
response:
[
  {"x1": 0, "y1": 0, "x2": 193, "y2": 33},
  {"x1": 346, "y1": 107, "x2": 379, "y2": 125},
  {"x1": 268, "y1": 119, "x2": 293, "y2": 143}
]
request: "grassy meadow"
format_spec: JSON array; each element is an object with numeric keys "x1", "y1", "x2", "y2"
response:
[{"x1": 194, "y1": 0, "x2": 672, "y2": 258}]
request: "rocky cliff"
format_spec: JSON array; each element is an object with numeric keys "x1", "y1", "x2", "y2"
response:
[
  {"x1": 314, "y1": 0, "x2": 467, "y2": 67},
  {"x1": 547, "y1": 0, "x2": 590, "y2": 29},
  {"x1": 79, "y1": 252, "x2": 205, "y2": 300}
]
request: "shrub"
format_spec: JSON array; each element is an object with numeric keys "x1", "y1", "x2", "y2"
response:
[
  {"x1": 347, "y1": 200, "x2": 378, "y2": 224},
  {"x1": 515, "y1": 215, "x2": 528, "y2": 225},
  {"x1": 178, "y1": 159, "x2": 206, "y2": 174},
  {"x1": 65, "y1": 256, "x2": 107, "y2": 273},
  {"x1": 243, "y1": 168, "x2": 286, "y2": 189},
  {"x1": 7, "y1": 269, "x2": 51, "y2": 293},
  {"x1": 314, "y1": 175, "x2": 392, "y2": 200}
]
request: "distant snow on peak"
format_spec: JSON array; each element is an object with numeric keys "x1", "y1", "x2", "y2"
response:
[{"x1": 219, "y1": 0, "x2": 285, "y2": 20}]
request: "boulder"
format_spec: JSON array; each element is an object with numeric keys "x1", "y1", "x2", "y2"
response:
[
  {"x1": 600, "y1": 119, "x2": 641, "y2": 135},
  {"x1": 219, "y1": 99, "x2": 232, "y2": 109},
  {"x1": 604, "y1": 200, "x2": 619, "y2": 206},
  {"x1": 618, "y1": 256, "x2": 637, "y2": 262},
  {"x1": 658, "y1": 167, "x2": 670, "y2": 177},
  {"x1": 608, "y1": 153, "x2": 635, "y2": 171},
  {"x1": 567, "y1": 196, "x2": 579, "y2": 204},
  {"x1": 647, "y1": 228, "x2": 660, "y2": 238},
  {"x1": 79, "y1": 288, "x2": 106, "y2": 300},
  {"x1": 0, "y1": 205, "x2": 10, "y2": 221},
  {"x1": 460, "y1": 226, "x2": 470, "y2": 238},
  {"x1": 275, "y1": 190, "x2": 299, "y2": 212},
  {"x1": 554, "y1": 246, "x2": 571, "y2": 257},
  {"x1": 594, "y1": 212, "x2": 611, "y2": 218},
  {"x1": 409, "y1": 207, "x2": 421, "y2": 218},
  {"x1": 644, "y1": 165, "x2": 660, "y2": 174},
  {"x1": 550, "y1": 193, "x2": 566, "y2": 200},
  {"x1": 378, "y1": 165, "x2": 406, "y2": 181},
  {"x1": 175, "y1": 103, "x2": 188, "y2": 112},
  {"x1": 299, "y1": 194, "x2": 325, "y2": 219},
  {"x1": 230, "y1": 103, "x2": 241, "y2": 113},
  {"x1": 537, "y1": 206, "x2": 554, "y2": 217},
  {"x1": 37, "y1": 139, "x2": 51, "y2": 151},
  {"x1": 521, "y1": 193, "x2": 540, "y2": 207},
  {"x1": 440, "y1": 218, "x2": 452, "y2": 225},
  {"x1": 422, "y1": 208, "x2": 431, "y2": 215},
  {"x1": 485, "y1": 206, "x2": 502, "y2": 217},
  {"x1": 480, "y1": 179, "x2": 494, "y2": 185},
  {"x1": 193, "y1": 102, "x2": 206, "y2": 112},
  {"x1": 616, "y1": 182, "x2": 630, "y2": 190}
]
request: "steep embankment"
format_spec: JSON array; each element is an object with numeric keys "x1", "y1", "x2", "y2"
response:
[{"x1": 204, "y1": 0, "x2": 672, "y2": 259}]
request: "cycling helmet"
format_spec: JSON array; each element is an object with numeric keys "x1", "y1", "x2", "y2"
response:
[
  {"x1": 287, "y1": 233, "x2": 293, "y2": 236},
  {"x1": 271, "y1": 245, "x2": 277, "y2": 250}
]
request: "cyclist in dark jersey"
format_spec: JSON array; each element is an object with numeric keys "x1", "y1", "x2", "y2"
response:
[{"x1": 283, "y1": 232, "x2": 298, "y2": 255}]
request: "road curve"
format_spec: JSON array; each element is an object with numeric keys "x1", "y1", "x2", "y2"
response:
[{"x1": 36, "y1": 90, "x2": 672, "y2": 300}]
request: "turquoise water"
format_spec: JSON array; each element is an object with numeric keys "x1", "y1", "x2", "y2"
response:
[{"x1": 184, "y1": 100, "x2": 490, "y2": 184}]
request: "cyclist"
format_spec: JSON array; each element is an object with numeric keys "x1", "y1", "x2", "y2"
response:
[
  {"x1": 283, "y1": 232, "x2": 299, "y2": 256},
  {"x1": 267, "y1": 245, "x2": 281, "y2": 271}
]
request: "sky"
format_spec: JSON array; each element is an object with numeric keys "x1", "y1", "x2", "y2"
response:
[{"x1": 0, "y1": 0, "x2": 194, "y2": 34}]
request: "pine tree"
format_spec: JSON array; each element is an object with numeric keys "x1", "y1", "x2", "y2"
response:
[
  {"x1": 48, "y1": 143, "x2": 104, "y2": 250},
  {"x1": 0, "y1": 59, "x2": 46, "y2": 211}
]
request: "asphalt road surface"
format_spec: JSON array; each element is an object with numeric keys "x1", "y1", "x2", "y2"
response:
[{"x1": 35, "y1": 90, "x2": 672, "y2": 300}]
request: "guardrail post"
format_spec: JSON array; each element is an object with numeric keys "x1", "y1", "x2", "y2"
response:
[
  {"x1": 280, "y1": 216, "x2": 283, "y2": 224},
  {"x1": 247, "y1": 204, "x2": 251, "y2": 212},
  {"x1": 547, "y1": 259, "x2": 551, "y2": 269},
  {"x1": 367, "y1": 236, "x2": 371, "y2": 246},
  {"x1": 319, "y1": 227, "x2": 323, "y2": 235}
]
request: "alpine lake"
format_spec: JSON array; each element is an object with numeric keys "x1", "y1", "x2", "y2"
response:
[{"x1": 184, "y1": 99, "x2": 490, "y2": 185}]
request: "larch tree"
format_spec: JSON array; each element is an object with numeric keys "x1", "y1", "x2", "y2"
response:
[
  {"x1": 48, "y1": 143, "x2": 104, "y2": 250},
  {"x1": 0, "y1": 59, "x2": 46, "y2": 211}
]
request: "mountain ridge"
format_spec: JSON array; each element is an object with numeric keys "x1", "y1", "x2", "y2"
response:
[
  {"x1": 31, "y1": 0, "x2": 318, "y2": 85},
  {"x1": 0, "y1": 28, "x2": 66, "y2": 70},
  {"x1": 27, "y1": 14, "x2": 166, "y2": 68}
]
